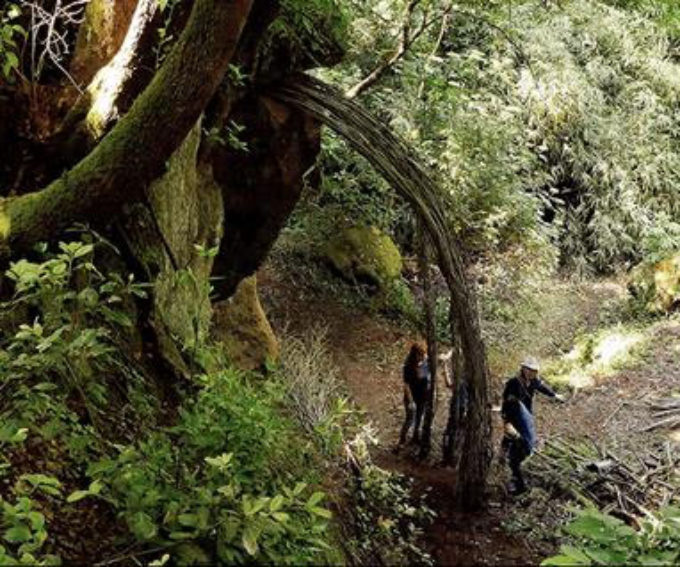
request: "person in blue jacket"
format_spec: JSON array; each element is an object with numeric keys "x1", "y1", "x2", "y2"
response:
[
  {"x1": 395, "y1": 342, "x2": 431, "y2": 451},
  {"x1": 501, "y1": 356, "x2": 565, "y2": 495}
]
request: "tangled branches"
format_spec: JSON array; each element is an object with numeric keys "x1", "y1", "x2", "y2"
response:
[
  {"x1": 526, "y1": 438, "x2": 679, "y2": 525},
  {"x1": 644, "y1": 397, "x2": 680, "y2": 432},
  {"x1": 24, "y1": 0, "x2": 88, "y2": 87}
]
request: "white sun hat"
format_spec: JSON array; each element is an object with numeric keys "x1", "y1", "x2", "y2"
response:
[{"x1": 521, "y1": 356, "x2": 540, "y2": 371}]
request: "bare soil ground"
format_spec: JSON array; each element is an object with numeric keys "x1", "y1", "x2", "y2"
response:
[{"x1": 260, "y1": 263, "x2": 680, "y2": 566}]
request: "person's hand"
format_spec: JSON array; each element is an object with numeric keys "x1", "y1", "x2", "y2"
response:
[
  {"x1": 554, "y1": 394, "x2": 567, "y2": 404},
  {"x1": 504, "y1": 422, "x2": 520, "y2": 439}
]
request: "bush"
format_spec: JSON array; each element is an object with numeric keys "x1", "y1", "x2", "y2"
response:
[
  {"x1": 543, "y1": 506, "x2": 680, "y2": 566},
  {"x1": 84, "y1": 368, "x2": 342, "y2": 565}
]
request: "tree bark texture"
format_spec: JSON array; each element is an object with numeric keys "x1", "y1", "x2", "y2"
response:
[
  {"x1": 209, "y1": 95, "x2": 322, "y2": 299},
  {"x1": 1, "y1": 0, "x2": 254, "y2": 256},
  {"x1": 69, "y1": 0, "x2": 140, "y2": 86}
]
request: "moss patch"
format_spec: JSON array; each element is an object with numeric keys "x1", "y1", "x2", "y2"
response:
[
  {"x1": 211, "y1": 275, "x2": 279, "y2": 370},
  {"x1": 629, "y1": 252, "x2": 680, "y2": 313},
  {"x1": 325, "y1": 225, "x2": 402, "y2": 290}
]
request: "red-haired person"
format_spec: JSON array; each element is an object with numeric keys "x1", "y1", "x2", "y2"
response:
[{"x1": 394, "y1": 343, "x2": 431, "y2": 452}]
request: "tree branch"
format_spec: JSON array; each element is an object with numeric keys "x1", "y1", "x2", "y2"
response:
[
  {"x1": 1, "y1": 0, "x2": 254, "y2": 255},
  {"x1": 345, "y1": 0, "x2": 424, "y2": 100},
  {"x1": 57, "y1": 0, "x2": 161, "y2": 162}
]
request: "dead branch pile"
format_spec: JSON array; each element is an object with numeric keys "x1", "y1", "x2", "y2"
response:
[
  {"x1": 525, "y1": 438, "x2": 679, "y2": 523},
  {"x1": 644, "y1": 398, "x2": 680, "y2": 432}
]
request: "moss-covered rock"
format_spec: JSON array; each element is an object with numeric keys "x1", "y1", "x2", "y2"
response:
[
  {"x1": 325, "y1": 226, "x2": 402, "y2": 289},
  {"x1": 211, "y1": 275, "x2": 279, "y2": 370},
  {"x1": 629, "y1": 252, "x2": 680, "y2": 313}
]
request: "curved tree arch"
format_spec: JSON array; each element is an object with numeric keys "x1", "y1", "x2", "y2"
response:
[{"x1": 271, "y1": 74, "x2": 492, "y2": 509}]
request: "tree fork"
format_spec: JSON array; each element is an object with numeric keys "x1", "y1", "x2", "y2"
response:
[{"x1": 1, "y1": 0, "x2": 254, "y2": 256}]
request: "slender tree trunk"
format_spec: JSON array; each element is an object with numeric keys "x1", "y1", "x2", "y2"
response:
[
  {"x1": 69, "y1": 0, "x2": 139, "y2": 86},
  {"x1": 1, "y1": 0, "x2": 254, "y2": 256},
  {"x1": 58, "y1": 0, "x2": 161, "y2": 163},
  {"x1": 418, "y1": 220, "x2": 437, "y2": 460}
]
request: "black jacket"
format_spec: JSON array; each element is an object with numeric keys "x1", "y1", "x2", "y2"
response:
[{"x1": 501, "y1": 375, "x2": 555, "y2": 420}]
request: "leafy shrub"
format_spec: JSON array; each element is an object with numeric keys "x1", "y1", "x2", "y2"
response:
[
  {"x1": 84, "y1": 368, "x2": 341, "y2": 565},
  {"x1": 0, "y1": 3, "x2": 24, "y2": 81},
  {"x1": 0, "y1": 239, "x2": 150, "y2": 429},
  {"x1": 543, "y1": 506, "x2": 680, "y2": 566},
  {"x1": 342, "y1": 429, "x2": 436, "y2": 566}
]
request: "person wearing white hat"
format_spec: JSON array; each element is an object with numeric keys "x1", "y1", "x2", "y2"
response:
[{"x1": 500, "y1": 356, "x2": 565, "y2": 495}]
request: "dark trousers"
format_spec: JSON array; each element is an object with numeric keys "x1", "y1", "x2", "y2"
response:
[
  {"x1": 502, "y1": 436, "x2": 530, "y2": 490},
  {"x1": 399, "y1": 396, "x2": 425, "y2": 444},
  {"x1": 442, "y1": 396, "x2": 460, "y2": 464}
]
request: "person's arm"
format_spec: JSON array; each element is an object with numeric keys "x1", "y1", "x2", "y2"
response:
[
  {"x1": 534, "y1": 377, "x2": 566, "y2": 403},
  {"x1": 403, "y1": 364, "x2": 414, "y2": 404},
  {"x1": 404, "y1": 383, "x2": 413, "y2": 404},
  {"x1": 534, "y1": 378, "x2": 556, "y2": 397}
]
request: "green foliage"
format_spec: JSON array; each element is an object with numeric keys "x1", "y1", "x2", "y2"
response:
[
  {"x1": 321, "y1": 0, "x2": 680, "y2": 276},
  {"x1": 1, "y1": 239, "x2": 148, "y2": 424},
  {"x1": 85, "y1": 369, "x2": 341, "y2": 565},
  {"x1": 543, "y1": 506, "x2": 680, "y2": 566},
  {"x1": 0, "y1": 240, "x2": 433, "y2": 565},
  {"x1": 0, "y1": 432, "x2": 61, "y2": 566},
  {"x1": 0, "y1": 3, "x2": 25, "y2": 81},
  {"x1": 203, "y1": 121, "x2": 249, "y2": 153},
  {"x1": 276, "y1": 0, "x2": 349, "y2": 60},
  {"x1": 343, "y1": 432, "x2": 435, "y2": 566},
  {"x1": 0, "y1": 493, "x2": 60, "y2": 566}
]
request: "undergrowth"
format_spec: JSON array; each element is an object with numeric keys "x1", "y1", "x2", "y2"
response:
[{"x1": 0, "y1": 237, "x2": 433, "y2": 565}]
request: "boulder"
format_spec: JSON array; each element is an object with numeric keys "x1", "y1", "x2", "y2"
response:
[
  {"x1": 628, "y1": 252, "x2": 680, "y2": 313},
  {"x1": 325, "y1": 226, "x2": 402, "y2": 289},
  {"x1": 212, "y1": 275, "x2": 279, "y2": 370}
]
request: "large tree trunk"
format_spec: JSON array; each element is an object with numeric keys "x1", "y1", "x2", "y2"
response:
[
  {"x1": 1, "y1": 0, "x2": 254, "y2": 256},
  {"x1": 69, "y1": 0, "x2": 139, "y2": 86},
  {"x1": 209, "y1": 95, "x2": 322, "y2": 298},
  {"x1": 60, "y1": 0, "x2": 161, "y2": 161}
]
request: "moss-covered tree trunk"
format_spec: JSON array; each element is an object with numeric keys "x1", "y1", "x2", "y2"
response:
[{"x1": 1, "y1": 0, "x2": 254, "y2": 254}]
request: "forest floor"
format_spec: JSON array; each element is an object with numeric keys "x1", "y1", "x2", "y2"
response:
[{"x1": 260, "y1": 261, "x2": 680, "y2": 566}]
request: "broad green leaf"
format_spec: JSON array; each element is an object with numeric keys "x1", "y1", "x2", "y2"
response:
[
  {"x1": 128, "y1": 511, "x2": 157, "y2": 541},
  {"x1": 309, "y1": 506, "x2": 332, "y2": 519},
  {"x1": 4, "y1": 524, "x2": 32, "y2": 543},
  {"x1": 307, "y1": 491, "x2": 325, "y2": 507},
  {"x1": 242, "y1": 525, "x2": 259, "y2": 557}
]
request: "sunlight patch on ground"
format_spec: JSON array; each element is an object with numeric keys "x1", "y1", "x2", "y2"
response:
[{"x1": 546, "y1": 325, "x2": 647, "y2": 390}]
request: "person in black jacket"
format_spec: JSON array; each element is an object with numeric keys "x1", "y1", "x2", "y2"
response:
[
  {"x1": 501, "y1": 356, "x2": 565, "y2": 495},
  {"x1": 394, "y1": 342, "x2": 431, "y2": 451}
]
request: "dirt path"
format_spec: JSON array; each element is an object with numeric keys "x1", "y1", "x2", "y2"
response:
[
  {"x1": 260, "y1": 264, "x2": 680, "y2": 565},
  {"x1": 261, "y1": 265, "x2": 545, "y2": 565}
]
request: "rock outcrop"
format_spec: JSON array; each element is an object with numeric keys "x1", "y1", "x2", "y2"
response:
[{"x1": 325, "y1": 225, "x2": 403, "y2": 289}]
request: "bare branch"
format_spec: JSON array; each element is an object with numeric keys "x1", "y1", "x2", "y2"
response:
[
  {"x1": 24, "y1": 0, "x2": 89, "y2": 90},
  {"x1": 345, "y1": 0, "x2": 453, "y2": 100}
]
